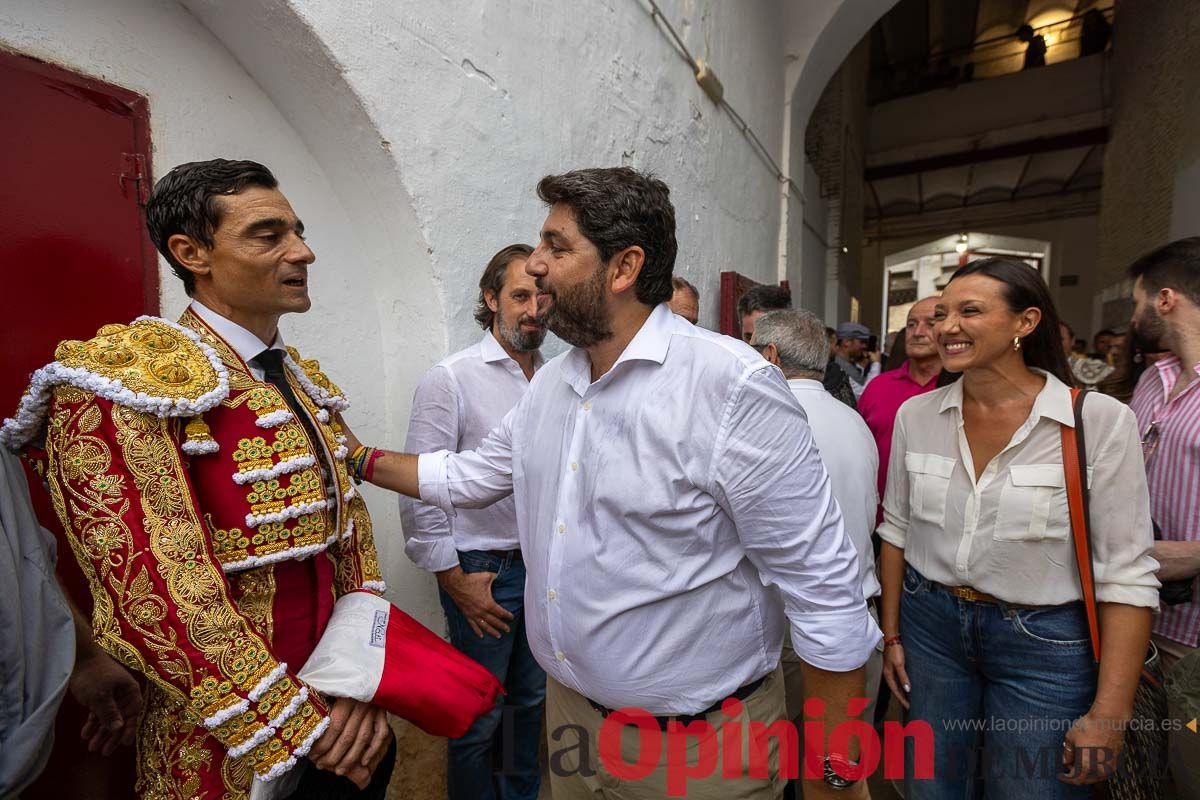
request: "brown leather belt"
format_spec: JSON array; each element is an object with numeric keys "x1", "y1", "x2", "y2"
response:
[
  {"x1": 948, "y1": 585, "x2": 1002, "y2": 604},
  {"x1": 936, "y1": 582, "x2": 1061, "y2": 610}
]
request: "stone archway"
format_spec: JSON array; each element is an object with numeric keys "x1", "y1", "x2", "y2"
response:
[
  {"x1": 181, "y1": 0, "x2": 444, "y2": 437},
  {"x1": 779, "y1": 0, "x2": 901, "y2": 319}
]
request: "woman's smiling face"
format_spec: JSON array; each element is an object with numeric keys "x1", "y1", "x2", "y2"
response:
[{"x1": 933, "y1": 273, "x2": 1039, "y2": 372}]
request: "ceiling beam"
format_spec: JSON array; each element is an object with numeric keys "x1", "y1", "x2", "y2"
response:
[
  {"x1": 1011, "y1": 154, "x2": 1033, "y2": 200},
  {"x1": 1061, "y1": 143, "x2": 1095, "y2": 191},
  {"x1": 869, "y1": 181, "x2": 883, "y2": 217},
  {"x1": 865, "y1": 190, "x2": 1102, "y2": 239},
  {"x1": 864, "y1": 127, "x2": 1107, "y2": 181}
]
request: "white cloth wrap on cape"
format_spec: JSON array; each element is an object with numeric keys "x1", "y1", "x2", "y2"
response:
[{"x1": 250, "y1": 592, "x2": 389, "y2": 800}]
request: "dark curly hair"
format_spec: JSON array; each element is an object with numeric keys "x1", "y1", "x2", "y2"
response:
[
  {"x1": 536, "y1": 167, "x2": 677, "y2": 306},
  {"x1": 1128, "y1": 237, "x2": 1200, "y2": 306},
  {"x1": 736, "y1": 284, "x2": 792, "y2": 320},
  {"x1": 145, "y1": 159, "x2": 278, "y2": 295}
]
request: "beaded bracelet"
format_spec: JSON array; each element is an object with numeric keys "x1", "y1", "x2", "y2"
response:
[
  {"x1": 363, "y1": 447, "x2": 384, "y2": 482},
  {"x1": 348, "y1": 445, "x2": 376, "y2": 484},
  {"x1": 883, "y1": 634, "x2": 903, "y2": 649}
]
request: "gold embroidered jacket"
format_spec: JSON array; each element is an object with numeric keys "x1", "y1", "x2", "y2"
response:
[{"x1": 1, "y1": 310, "x2": 385, "y2": 797}]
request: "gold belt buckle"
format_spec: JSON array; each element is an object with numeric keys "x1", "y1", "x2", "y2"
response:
[{"x1": 954, "y1": 586, "x2": 980, "y2": 603}]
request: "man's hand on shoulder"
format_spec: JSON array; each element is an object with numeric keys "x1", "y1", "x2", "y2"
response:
[
  {"x1": 437, "y1": 565, "x2": 514, "y2": 639},
  {"x1": 335, "y1": 413, "x2": 363, "y2": 454},
  {"x1": 309, "y1": 697, "x2": 393, "y2": 789}
]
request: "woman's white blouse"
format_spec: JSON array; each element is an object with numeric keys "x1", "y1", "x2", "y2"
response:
[{"x1": 877, "y1": 371, "x2": 1160, "y2": 607}]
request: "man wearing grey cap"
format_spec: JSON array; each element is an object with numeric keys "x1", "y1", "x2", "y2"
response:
[{"x1": 833, "y1": 322, "x2": 881, "y2": 400}]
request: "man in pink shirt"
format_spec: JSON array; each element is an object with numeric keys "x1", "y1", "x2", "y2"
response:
[
  {"x1": 858, "y1": 296, "x2": 942, "y2": 501},
  {"x1": 1128, "y1": 237, "x2": 1200, "y2": 797}
]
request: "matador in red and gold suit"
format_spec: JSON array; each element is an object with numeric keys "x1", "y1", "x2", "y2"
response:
[{"x1": 0, "y1": 305, "x2": 386, "y2": 798}]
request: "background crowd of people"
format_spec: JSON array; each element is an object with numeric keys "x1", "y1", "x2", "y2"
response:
[
  {"x1": 3, "y1": 159, "x2": 1199, "y2": 800},
  {"x1": 738, "y1": 244, "x2": 1200, "y2": 800}
]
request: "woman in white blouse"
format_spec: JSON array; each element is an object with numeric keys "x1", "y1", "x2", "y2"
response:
[{"x1": 878, "y1": 258, "x2": 1159, "y2": 800}]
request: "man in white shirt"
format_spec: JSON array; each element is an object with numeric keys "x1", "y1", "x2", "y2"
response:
[
  {"x1": 749, "y1": 309, "x2": 883, "y2": 745},
  {"x1": 348, "y1": 167, "x2": 879, "y2": 799},
  {"x1": 399, "y1": 243, "x2": 547, "y2": 800}
]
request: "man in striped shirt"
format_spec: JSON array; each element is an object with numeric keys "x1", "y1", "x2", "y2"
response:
[{"x1": 1128, "y1": 237, "x2": 1200, "y2": 796}]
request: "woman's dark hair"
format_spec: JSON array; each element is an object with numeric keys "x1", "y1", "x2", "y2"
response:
[
  {"x1": 946, "y1": 257, "x2": 1074, "y2": 385},
  {"x1": 536, "y1": 167, "x2": 677, "y2": 306},
  {"x1": 146, "y1": 159, "x2": 279, "y2": 295},
  {"x1": 474, "y1": 243, "x2": 534, "y2": 330}
]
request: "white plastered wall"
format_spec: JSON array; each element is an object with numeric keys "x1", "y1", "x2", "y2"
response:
[
  {"x1": 239, "y1": 0, "x2": 794, "y2": 340},
  {"x1": 782, "y1": 0, "x2": 900, "y2": 319}
]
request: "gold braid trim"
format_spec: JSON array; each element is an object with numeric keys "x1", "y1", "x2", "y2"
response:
[
  {"x1": 137, "y1": 686, "x2": 213, "y2": 800},
  {"x1": 334, "y1": 493, "x2": 386, "y2": 595},
  {"x1": 2, "y1": 316, "x2": 228, "y2": 451},
  {"x1": 44, "y1": 389, "x2": 324, "y2": 780}
]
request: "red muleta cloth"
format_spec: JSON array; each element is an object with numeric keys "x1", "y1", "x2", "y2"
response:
[{"x1": 297, "y1": 590, "x2": 504, "y2": 737}]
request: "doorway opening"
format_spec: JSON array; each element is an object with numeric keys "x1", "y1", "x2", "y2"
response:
[{"x1": 881, "y1": 232, "x2": 1049, "y2": 337}]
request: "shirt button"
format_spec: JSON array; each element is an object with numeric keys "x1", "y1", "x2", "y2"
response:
[
  {"x1": 548, "y1": 589, "x2": 557, "y2": 600},
  {"x1": 570, "y1": 461, "x2": 578, "y2": 472},
  {"x1": 556, "y1": 650, "x2": 566, "y2": 662},
  {"x1": 582, "y1": 401, "x2": 592, "y2": 411},
  {"x1": 558, "y1": 523, "x2": 566, "y2": 534}
]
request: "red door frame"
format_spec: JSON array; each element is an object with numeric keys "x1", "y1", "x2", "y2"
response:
[
  {"x1": 2, "y1": 49, "x2": 156, "y2": 798},
  {"x1": 0, "y1": 48, "x2": 159, "y2": 313}
]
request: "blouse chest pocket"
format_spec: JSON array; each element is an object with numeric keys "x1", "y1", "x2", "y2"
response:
[
  {"x1": 905, "y1": 452, "x2": 956, "y2": 528},
  {"x1": 995, "y1": 464, "x2": 1070, "y2": 542}
]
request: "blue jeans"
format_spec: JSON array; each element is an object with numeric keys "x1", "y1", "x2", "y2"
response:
[
  {"x1": 900, "y1": 566, "x2": 1097, "y2": 800},
  {"x1": 440, "y1": 550, "x2": 545, "y2": 800}
]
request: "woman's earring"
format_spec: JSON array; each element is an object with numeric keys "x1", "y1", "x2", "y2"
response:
[{"x1": 1013, "y1": 336, "x2": 1022, "y2": 351}]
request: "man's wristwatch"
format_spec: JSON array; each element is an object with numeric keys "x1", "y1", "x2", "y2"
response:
[{"x1": 824, "y1": 755, "x2": 860, "y2": 790}]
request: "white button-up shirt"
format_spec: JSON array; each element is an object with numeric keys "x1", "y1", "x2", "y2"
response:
[
  {"x1": 188, "y1": 301, "x2": 338, "y2": 498},
  {"x1": 786, "y1": 378, "x2": 880, "y2": 601},
  {"x1": 400, "y1": 332, "x2": 542, "y2": 572},
  {"x1": 878, "y1": 371, "x2": 1159, "y2": 607},
  {"x1": 189, "y1": 300, "x2": 283, "y2": 377},
  {"x1": 418, "y1": 303, "x2": 879, "y2": 714}
]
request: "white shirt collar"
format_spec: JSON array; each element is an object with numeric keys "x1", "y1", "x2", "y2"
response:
[
  {"x1": 479, "y1": 330, "x2": 545, "y2": 373},
  {"x1": 560, "y1": 303, "x2": 675, "y2": 396},
  {"x1": 786, "y1": 377, "x2": 827, "y2": 393},
  {"x1": 479, "y1": 330, "x2": 510, "y2": 363},
  {"x1": 937, "y1": 368, "x2": 1076, "y2": 427},
  {"x1": 188, "y1": 300, "x2": 284, "y2": 365}
]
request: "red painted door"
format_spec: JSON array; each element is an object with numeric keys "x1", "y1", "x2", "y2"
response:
[
  {"x1": 0, "y1": 49, "x2": 155, "y2": 798},
  {"x1": 719, "y1": 272, "x2": 790, "y2": 339}
]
